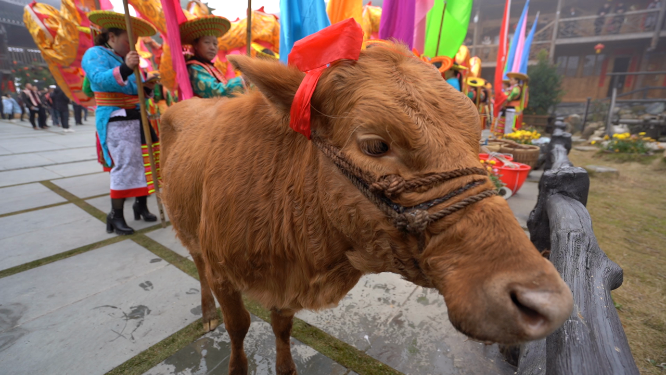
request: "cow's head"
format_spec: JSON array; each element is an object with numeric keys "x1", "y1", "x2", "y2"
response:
[{"x1": 228, "y1": 44, "x2": 572, "y2": 345}]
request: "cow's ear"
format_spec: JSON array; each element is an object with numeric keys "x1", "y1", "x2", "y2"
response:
[{"x1": 228, "y1": 55, "x2": 304, "y2": 113}]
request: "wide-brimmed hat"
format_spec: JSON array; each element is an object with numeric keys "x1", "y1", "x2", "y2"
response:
[
  {"x1": 430, "y1": 56, "x2": 453, "y2": 73},
  {"x1": 88, "y1": 11, "x2": 156, "y2": 37},
  {"x1": 251, "y1": 43, "x2": 279, "y2": 59},
  {"x1": 506, "y1": 72, "x2": 529, "y2": 83},
  {"x1": 450, "y1": 63, "x2": 468, "y2": 72},
  {"x1": 180, "y1": 15, "x2": 231, "y2": 45},
  {"x1": 467, "y1": 77, "x2": 486, "y2": 88}
]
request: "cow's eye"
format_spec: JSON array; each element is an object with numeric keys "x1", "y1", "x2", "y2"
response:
[{"x1": 360, "y1": 139, "x2": 390, "y2": 157}]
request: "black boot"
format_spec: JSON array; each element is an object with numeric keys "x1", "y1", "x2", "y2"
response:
[
  {"x1": 106, "y1": 208, "x2": 135, "y2": 235},
  {"x1": 133, "y1": 196, "x2": 157, "y2": 222}
]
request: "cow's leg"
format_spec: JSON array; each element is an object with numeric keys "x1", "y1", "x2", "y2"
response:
[
  {"x1": 211, "y1": 280, "x2": 251, "y2": 375},
  {"x1": 271, "y1": 308, "x2": 297, "y2": 375},
  {"x1": 191, "y1": 251, "x2": 218, "y2": 332}
]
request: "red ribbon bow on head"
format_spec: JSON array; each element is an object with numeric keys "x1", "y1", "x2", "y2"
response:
[{"x1": 288, "y1": 18, "x2": 364, "y2": 140}]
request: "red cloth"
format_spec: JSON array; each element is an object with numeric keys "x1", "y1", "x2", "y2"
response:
[
  {"x1": 161, "y1": 0, "x2": 193, "y2": 100},
  {"x1": 493, "y1": 0, "x2": 510, "y2": 117},
  {"x1": 288, "y1": 18, "x2": 363, "y2": 139}
]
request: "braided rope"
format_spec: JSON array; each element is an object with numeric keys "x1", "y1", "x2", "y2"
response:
[{"x1": 312, "y1": 136, "x2": 496, "y2": 236}]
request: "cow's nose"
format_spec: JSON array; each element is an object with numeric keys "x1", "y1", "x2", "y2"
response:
[{"x1": 508, "y1": 285, "x2": 573, "y2": 340}]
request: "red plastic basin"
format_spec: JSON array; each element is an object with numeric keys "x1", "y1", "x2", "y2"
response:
[{"x1": 479, "y1": 153, "x2": 530, "y2": 193}]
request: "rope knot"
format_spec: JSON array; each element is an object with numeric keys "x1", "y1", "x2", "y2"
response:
[
  {"x1": 371, "y1": 175, "x2": 406, "y2": 198},
  {"x1": 395, "y1": 209, "x2": 430, "y2": 234}
]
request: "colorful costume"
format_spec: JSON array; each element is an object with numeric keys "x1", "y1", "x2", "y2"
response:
[
  {"x1": 180, "y1": 16, "x2": 245, "y2": 98},
  {"x1": 494, "y1": 72, "x2": 528, "y2": 136},
  {"x1": 82, "y1": 13, "x2": 160, "y2": 199}
]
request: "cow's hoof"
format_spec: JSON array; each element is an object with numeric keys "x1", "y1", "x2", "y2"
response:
[{"x1": 203, "y1": 319, "x2": 219, "y2": 332}]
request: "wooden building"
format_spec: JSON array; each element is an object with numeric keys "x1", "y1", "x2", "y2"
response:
[{"x1": 468, "y1": 0, "x2": 666, "y2": 102}]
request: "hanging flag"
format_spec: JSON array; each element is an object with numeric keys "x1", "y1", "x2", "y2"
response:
[
  {"x1": 504, "y1": 0, "x2": 529, "y2": 76},
  {"x1": 379, "y1": 0, "x2": 416, "y2": 49},
  {"x1": 280, "y1": 0, "x2": 331, "y2": 63},
  {"x1": 519, "y1": 12, "x2": 539, "y2": 74},
  {"x1": 510, "y1": 3, "x2": 529, "y2": 72},
  {"x1": 413, "y1": 0, "x2": 434, "y2": 53},
  {"x1": 160, "y1": 0, "x2": 193, "y2": 100},
  {"x1": 423, "y1": 0, "x2": 473, "y2": 58},
  {"x1": 494, "y1": 0, "x2": 511, "y2": 117},
  {"x1": 327, "y1": 0, "x2": 363, "y2": 25}
]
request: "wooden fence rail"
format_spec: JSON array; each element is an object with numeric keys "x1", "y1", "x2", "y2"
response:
[{"x1": 508, "y1": 121, "x2": 639, "y2": 374}]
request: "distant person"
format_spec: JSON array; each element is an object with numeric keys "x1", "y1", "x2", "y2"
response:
[
  {"x1": 44, "y1": 86, "x2": 59, "y2": 126},
  {"x1": 609, "y1": 2, "x2": 626, "y2": 34},
  {"x1": 645, "y1": 0, "x2": 661, "y2": 31},
  {"x1": 51, "y1": 86, "x2": 72, "y2": 132},
  {"x1": 14, "y1": 93, "x2": 26, "y2": 121},
  {"x1": 561, "y1": 7, "x2": 578, "y2": 37},
  {"x1": 73, "y1": 103, "x2": 84, "y2": 125},
  {"x1": 21, "y1": 83, "x2": 47, "y2": 129},
  {"x1": 595, "y1": 3, "x2": 611, "y2": 35}
]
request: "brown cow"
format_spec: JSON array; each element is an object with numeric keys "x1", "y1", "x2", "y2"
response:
[{"x1": 161, "y1": 43, "x2": 573, "y2": 375}]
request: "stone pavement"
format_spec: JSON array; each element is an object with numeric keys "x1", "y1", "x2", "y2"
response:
[{"x1": 0, "y1": 117, "x2": 540, "y2": 375}]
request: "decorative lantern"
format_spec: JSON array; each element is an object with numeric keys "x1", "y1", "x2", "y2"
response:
[{"x1": 594, "y1": 43, "x2": 605, "y2": 54}]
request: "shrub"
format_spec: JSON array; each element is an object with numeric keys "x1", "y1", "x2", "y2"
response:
[{"x1": 525, "y1": 50, "x2": 564, "y2": 116}]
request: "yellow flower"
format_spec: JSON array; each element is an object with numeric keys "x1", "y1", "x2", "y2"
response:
[
  {"x1": 489, "y1": 160, "x2": 496, "y2": 165},
  {"x1": 604, "y1": 135, "x2": 610, "y2": 140},
  {"x1": 615, "y1": 149, "x2": 619, "y2": 152},
  {"x1": 591, "y1": 141, "x2": 596, "y2": 145},
  {"x1": 639, "y1": 132, "x2": 646, "y2": 136}
]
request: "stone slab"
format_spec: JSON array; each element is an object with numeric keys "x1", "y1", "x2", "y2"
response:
[
  {"x1": 0, "y1": 183, "x2": 66, "y2": 215},
  {"x1": 296, "y1": 273, "x2": 418, "y2": 352},
  {"x1": 44, "y1": 160, "x2": 104, "y2": 178},
  {"x1": 0, "y1": 137, "x2": 68, "y2": 153},
  {"x1": 86, "y1": 195, "x2": 169, "y2": 230},
  {"x1": 37, "y1": 147, "x2": 97, "y2": 164},
  {"x1": 144, "y1": 315, "x2": 352, "y2": 375},
  {"x1": 0, "y1": 242, "x2": 201, "y2": 375},
  {"x1": 0, "y1": 204, "x2": 114, "y2": 271},
  {"x1": 365, "y1": 286, "x2": 516, "y2": 375},
  {"x1": 52, "y1": 172, "x2": 109, "y2": 198},
  {"x1": 574, "y1": 146, "x2": 598, "y2": 152},
  {"x1": 0, "y1": 153, "x2": 54, "y2": 171},
  {"x1": 584, "y1": 165, "x2": 619, "y2": 177},
  {"x1": 0, "y1": 167, "x2": 62, "y2": 187},
  {"x1": 145, "y1": 227, "x2": 190, "y2": 260},
  {"x1": 298, "y1": 273, "x2": 515, "y2": 375}
]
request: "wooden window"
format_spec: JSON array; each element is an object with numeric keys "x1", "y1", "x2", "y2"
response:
[{"x1": 566, "y1": 56, "x2": 580, "y2": 77}]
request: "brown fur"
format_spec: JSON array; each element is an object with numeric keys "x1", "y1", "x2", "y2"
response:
[{"x1": 161, "y1": 43, "x2": 573, "y2": 374}]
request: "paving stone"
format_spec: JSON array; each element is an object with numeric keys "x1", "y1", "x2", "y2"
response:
[
  {"x1": 146, "y1": 227, "x2": 190, "y2": 259},
  {"x1": 52, "y1": 172, "x2": 109, "y2": 198},
  {"x1": 0, "y1": 241, "x2": 201, "y2": 375},
  {"x1": 296, "y1": 273, "x2": 418, "y2": 352},
  {"x1": 507, "y1": 180, "x2": 538, "y2": 229},
  {"x1": 0, "y1": 145, "x2": 12, "y2": 155},
  {"x1": 86, "y1": 195, "x2": 169, "y2": 230},
  {"x1": 0, "y1": 153, "x2": 54, "y2": 171},
  {"x1": 144, "y1": 315, "x2": 349, "y2": 375},
  {"x1": 365, "y1": 287, "x2": 516, "y2": 375},
  {"x1": 0, "y1": 167, "x2": 62, "y2": 187},
  {"x1": 38, "y1": 147, "x2": 97, "y2": 164},
  {"x1": 0, "y1": 204, "x2": 114, "y2": 271},
  {"x1": 44, "y1": 160, "x2": 103, "y2": 177},
  {"x1": 0, "y1": 183, "x2": 66, "y2": 215}
]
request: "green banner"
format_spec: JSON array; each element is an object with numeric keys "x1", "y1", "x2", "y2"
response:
[{"x1": 424, "y1": 0, "x2": 473, "y2": 58}]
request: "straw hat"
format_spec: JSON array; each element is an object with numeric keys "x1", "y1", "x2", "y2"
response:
[
  {"x1": 88, "y1": 11, "x2": 156, "y2": 37},
  {"x1": 430, "y1": 56, "x2": 453, "y2": 73},
  {"x1": 466, "y1": 77, "x2": 486, "y2": 88},
  {"x1": 506, "y1": 72, "x2": 529, "y2": 83},
  {"x1": 450, "y1": 63, "x2": 468, "y2": 72},
  {"x1": 179, "y1": 15, "x2": 231, "y2": 45}
]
